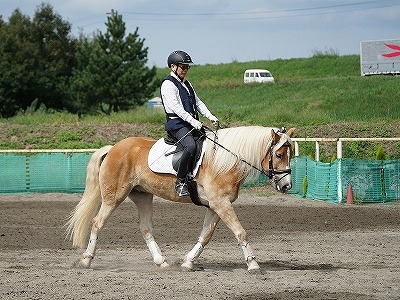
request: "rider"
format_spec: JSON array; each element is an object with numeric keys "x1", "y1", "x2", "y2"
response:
[{"x1": 161, "y1": 50, "x2": 219, "y2": 196}]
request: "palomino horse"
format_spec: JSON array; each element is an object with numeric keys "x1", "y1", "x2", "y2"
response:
[{"x1": 66, "y1": 126, "x2": 295, "y2": 272}]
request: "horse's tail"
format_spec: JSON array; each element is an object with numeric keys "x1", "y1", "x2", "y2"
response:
[{"x1": 65, "y1": 145, "x2": 113, "y2": 248}]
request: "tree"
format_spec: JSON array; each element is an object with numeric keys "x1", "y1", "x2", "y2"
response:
[
  {"x1": 31, "y1": 3, "x2": 76, "y2": 110},
  {"x1": 69, "y1": 10, "x2": 158, "y2": 115},
  {"x1": 0, "y1": 3, "x2": 75, "y2": 117},
  {"x1": 0, "y1": 10, "x2": 36, "y2": 117}
]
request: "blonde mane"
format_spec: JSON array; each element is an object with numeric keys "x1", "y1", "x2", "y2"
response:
[{"x1": 205, "y1": 126, "x2": 277, "y2": 181}]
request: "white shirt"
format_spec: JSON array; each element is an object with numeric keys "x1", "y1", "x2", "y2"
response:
[{"x1": 160, "y1": 72, "x2": 214, "y2": 124}]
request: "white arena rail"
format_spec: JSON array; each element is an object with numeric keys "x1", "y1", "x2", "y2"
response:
[{"x1": 292, "y1": 137, "x2": 400, "y2": 161}]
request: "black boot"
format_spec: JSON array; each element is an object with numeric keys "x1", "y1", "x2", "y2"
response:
[{"x1": 175, "y1": 178, "x2": 189, "y2": 196}]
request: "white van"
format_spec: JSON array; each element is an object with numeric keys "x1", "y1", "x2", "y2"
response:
[{"x1": 244, "y1": 69, "x2": 275, "y2": 83}]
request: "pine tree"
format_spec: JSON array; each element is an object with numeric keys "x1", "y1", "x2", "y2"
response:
[{"x1": 69, "y1": 10, "x2": 158, "y2": 115}]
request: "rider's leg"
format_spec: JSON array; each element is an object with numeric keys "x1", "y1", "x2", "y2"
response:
[{"x1": 169, "y1": 127, "x2": 197, "y2": 196}]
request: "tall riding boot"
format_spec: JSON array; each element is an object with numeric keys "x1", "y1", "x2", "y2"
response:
[{"x1": 175, "y1": 149, "x2": 192, "y2": 196}]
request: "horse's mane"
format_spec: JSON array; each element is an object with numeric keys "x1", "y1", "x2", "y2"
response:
[{"x1": 205, "y1": 126, "x2": 277, "y2": 181}]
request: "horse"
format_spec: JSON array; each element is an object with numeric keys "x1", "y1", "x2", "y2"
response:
[{"x1": 65, "y1": 126, "x2": 295, "y2": 272}]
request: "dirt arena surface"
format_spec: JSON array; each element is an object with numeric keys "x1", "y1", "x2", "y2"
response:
[{"x1": 1, "y1": 186, "x2": 399, "y2": 300}]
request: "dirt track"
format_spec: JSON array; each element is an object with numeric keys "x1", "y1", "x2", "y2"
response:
[{"x1": 1, "y1": 187, "x2": 399, "y2": 300}]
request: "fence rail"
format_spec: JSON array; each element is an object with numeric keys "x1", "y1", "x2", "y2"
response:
[
  {"x1": 0, "y1": 149, "x2": 98, "y2": 153},
  {"x1": 292, "y1": 137, "x2": 400, "y2": 161}
]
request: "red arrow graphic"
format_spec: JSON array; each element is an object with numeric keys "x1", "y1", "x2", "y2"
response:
[{"x1": 382, "y1": 44, "x2": 400, "y2": 58}]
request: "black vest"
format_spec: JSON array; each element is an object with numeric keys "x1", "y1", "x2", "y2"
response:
[{"x1": 161, "y1": 75, "x2": 199, "y2": 131}]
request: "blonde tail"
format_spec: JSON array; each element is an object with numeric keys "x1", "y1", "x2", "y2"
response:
[{"x1": 65, "y1": 145, "x2": 112, "y2": 248}]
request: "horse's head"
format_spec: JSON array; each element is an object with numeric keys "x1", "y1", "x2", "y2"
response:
[{"x1": 261, "y1": 127, "x2": 296, "y2": 193}]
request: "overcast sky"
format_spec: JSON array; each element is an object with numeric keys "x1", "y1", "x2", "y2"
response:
[{"x1": 2, "y1": 0, "x2": 399, "y2": 67}]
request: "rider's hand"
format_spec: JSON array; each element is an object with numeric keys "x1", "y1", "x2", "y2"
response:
[
  {"x1": 209, "y1": 115, "x2": 219, "y2": 126},
  {"x1": 190, "y1": 119, "x2": 203, "y2": 130}
]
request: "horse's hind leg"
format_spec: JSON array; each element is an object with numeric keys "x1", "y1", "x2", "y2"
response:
[
  {"x1": 77, "y1": 201, "x2": 117, "y2": 268},
  {"x1": 129, "y1": 191, "x2": 169, "y2": 268}
]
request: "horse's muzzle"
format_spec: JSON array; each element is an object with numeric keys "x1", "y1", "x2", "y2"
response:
[{"x1": 272, "y1": 173, "x2": 292, "y2": 193}]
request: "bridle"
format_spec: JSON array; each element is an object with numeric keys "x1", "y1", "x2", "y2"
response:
[
  {"x1": 263, "y1": 139, "x2": 292, "y2": 184},
  {"x1": 203, "y1": 126, "x2": 292, "y2": 181}
]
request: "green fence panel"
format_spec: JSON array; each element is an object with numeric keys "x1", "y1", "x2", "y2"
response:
[
  {"x1": 0, "y1": 154, "x2": 28, "y2": 193},
  {"x1": 28, "y1": 152, "x2": 90, "y2": 193},
  {"x1": 29, "y1": 153, "x2": 68, "y2": 192},
  {"x1": 290, "y1": 157, "x2": 400, "y2": 203},
  {"x1": 1, "y1": 152, "x2": 400, "y2": 204},
  {"x1": 0, "y1": 152, "x2": 90, "y2": 194},
  {"x1": 305, "y1": 158, "x2": 331, "y2": 201},
  {"x1": 290, "y1": 157, "x2": 338, "y2": 202},
  {"x1": 340, "y1": 158, "x2": 384, "y2": 203},
  {"x1": 67, "y1": 153, "x2": 92, "y2": 192},
  {"x1": 290, "y1": 157, "x2": 308, "y2": 197},
  {"x1": 382, "y1": 160, "x2": 400, "y2": 203},
  {"x1": 327, "y1": 160, "x2": 339, "y2": 202}
]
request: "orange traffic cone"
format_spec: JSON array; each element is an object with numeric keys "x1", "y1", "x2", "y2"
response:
[{"x1": 346, "y1": 185, "x2": 354, "y2": 205}]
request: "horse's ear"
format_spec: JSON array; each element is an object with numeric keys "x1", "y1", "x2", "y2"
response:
[
  {"x1": 271, "y1": 129, "x2": 280, "y2": 143},
  {"x1": 287, "y1": 127, "x2": 296, "y2": 137}
]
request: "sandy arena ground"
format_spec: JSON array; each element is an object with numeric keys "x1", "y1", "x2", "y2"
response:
[{"x1": 1, "y1": 187, "x2": 399, "y2": 300}]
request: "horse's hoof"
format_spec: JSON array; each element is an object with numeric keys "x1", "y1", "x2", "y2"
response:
[
  {"x1": 73, "y1": 258, "x2": 91, "y2": 269},
  {"x1": 73, "y1": 255, "x2": 93, "y2": 269},
  {"x1": 247, "y1": 259, "x2": 260, "y2": 272},
  {"x1": 248, "y1": 267, "x2": 262, "y2": 274},
  {"x1": 181, "y1": 261, "x2": 194, "y2": 272},
  {"x1": 159, "y1": 261, "x2": 170, "y2": 268}
]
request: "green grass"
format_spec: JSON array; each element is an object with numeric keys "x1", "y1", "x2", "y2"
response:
[
  {"x1": 4, "y1": 106, "x2": 166, "y2": 125},
  {"x1": 1, "y1": 54, "x2": 400, "y2": 159},
  {"x1": 156, "y1": 54, "x2": 399, "y2": 129}
]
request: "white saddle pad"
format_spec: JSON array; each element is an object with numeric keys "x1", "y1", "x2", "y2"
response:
[{"x1": 148, "y1": 138, "x2": 207, "y2": 176}]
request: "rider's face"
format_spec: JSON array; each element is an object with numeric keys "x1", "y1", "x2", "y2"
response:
[{"x1": 172, "y1": 64, "x2": 190, "y2": 78}]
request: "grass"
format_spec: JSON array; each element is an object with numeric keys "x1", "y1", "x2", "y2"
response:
[
  {"x1": 1, "y1": 54, "x2": 400, "y2": 159},
  {"x1": 4, "y1": 106, "x2": 165, "y2": 125},
  {"x1": 196, "y1": 72, "x2": 400, "y2": 128}
]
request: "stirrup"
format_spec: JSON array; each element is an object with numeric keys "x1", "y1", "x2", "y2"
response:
[{"x1": 175, "y1": 179, "x2": 189, "y2": 197}]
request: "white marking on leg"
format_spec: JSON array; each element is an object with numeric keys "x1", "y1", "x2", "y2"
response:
[
  {"x1": 240, "y1": 242, "x2": 255, "y2": 261},
  {"x1": 182, "y1": 242, "x2": 203, "y2": 270},
  {"x1": 186, "y1": 242, "x2": 204, "y2": 262},
  {"x1": 146, "y1": 239, "x2": 165, "y2": 265},
  {"x1": 84, "y1": 231, "x2": 97, "y2": 258},
  {"x1": 240, "y1": 242, "x2": 260, "y2": 271}
]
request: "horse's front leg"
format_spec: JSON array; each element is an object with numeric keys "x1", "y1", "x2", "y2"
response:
[
  {"x1": 211, "y1": 201, "x2": 260, "y2": 272},
  {"x1": 181, "y1": 208, "x2": 220, "y2": 270}
]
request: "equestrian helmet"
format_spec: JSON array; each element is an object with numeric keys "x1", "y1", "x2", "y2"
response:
[{"x1": 167, "y1": 50, "x2": 193, "y2": 68}]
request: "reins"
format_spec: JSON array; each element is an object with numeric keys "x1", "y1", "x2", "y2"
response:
[
  {"x1": 202, "y1": 125, "x2": 272, "y2": 178},
  {"x1": 201, "y1": 124, "x2": 291, "y2": 180}
]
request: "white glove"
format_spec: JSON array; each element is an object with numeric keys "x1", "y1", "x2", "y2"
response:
[
  {"x1": 189, "y1": 118, "x2": 203, "y2": 130},
  {"x1": 209, "y1": 115, "x2": 219, "y2": 126}
]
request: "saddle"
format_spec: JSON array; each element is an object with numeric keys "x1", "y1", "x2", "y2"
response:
[{"x1": 148, "y1": 132, "x2": 208, "y2": 207}]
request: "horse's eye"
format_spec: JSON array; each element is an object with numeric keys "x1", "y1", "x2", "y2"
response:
[{"x1": 276, "y1": 153, "x2": 282, "y2": 159}]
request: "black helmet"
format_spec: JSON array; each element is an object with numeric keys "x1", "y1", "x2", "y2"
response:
[{"x1": 167, "y1": 50, "x2": 193, "y2": 68}]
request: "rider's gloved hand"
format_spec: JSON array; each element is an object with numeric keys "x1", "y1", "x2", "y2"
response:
[
  {"x1": 209, "y1": 115, "x2": 219, "y2": 126},
  {"x1": 189, "y1": 118, "x2": 203, "y2": 130}
]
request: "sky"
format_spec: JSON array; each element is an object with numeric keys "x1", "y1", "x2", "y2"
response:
[{"x1": 1, "y1": 0, "x2": 400, "y2": 67}]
